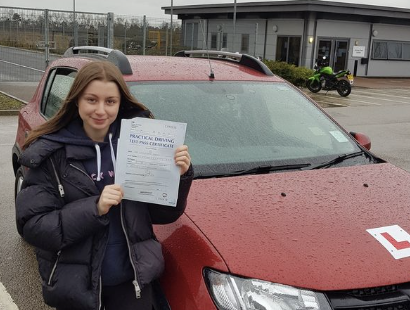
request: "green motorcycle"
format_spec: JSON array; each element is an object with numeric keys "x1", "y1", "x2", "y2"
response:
[{"x1": 306, "y1": 57, "x2": 354, "y2": 97}]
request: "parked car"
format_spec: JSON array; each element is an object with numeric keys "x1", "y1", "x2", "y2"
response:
[{"x1": 13, "y1": 47, "x2": 410, "y2": 310}]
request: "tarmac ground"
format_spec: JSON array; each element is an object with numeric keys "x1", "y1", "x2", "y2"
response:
[{"x1": 0, "y1": 82, "x2": 38, "y2": 104}]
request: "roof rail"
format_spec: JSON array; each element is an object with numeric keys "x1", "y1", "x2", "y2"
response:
[
  {"x1": 63, "y1": 46, "x2": 133, "y2": 75},
  {"x1": 174, "y1": 50, "x2": 273, "y2": 76}
]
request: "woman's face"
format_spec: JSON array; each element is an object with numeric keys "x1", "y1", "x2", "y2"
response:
[{"x1": 78, "y1": 79, "x2": 121, "y2": 142}]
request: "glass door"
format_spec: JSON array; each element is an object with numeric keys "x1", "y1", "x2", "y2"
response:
[
  {"x1": 318, "y1": 39, "x2": 332, "y2": 65},
  {"x1": 334, "y1": 40, "x2": 348, "y2": 72},
  {"x1": 317, "y1": 39, "x2": 349, "y2": 71}
]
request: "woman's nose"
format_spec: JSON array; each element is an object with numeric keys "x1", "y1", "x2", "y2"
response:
[{"x1": 95, "y1": 102, "x2": 105, "y2": 114}]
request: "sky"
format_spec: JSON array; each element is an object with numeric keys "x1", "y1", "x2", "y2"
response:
[{"x1": 2, "y1": 0, "x2": 410, "y2": 19}]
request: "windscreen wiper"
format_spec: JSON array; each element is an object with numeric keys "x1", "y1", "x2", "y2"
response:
[
  {"x1": 193, "y1": 163, "x2": 311, "y2": 179},
  {"x1": 232, "y1": 163, "x2": 311, "y2": 176},
  {"x1": 310, "y1": 151, "x2": 365, "y2": 170}
]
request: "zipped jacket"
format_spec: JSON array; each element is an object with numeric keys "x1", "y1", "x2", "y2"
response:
[{"x1": 16, "y1": 109, "x2": 193, "y2": 310}]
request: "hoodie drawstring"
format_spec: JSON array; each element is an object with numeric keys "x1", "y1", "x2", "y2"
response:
[
  {"x1": 95, "y1": 144, "x2": 102, "y2": 181},
  {"x1": 94, "y1": 133, "x2": 116, "y2": 182},
  {"x1": 109, "y1": 133, "x2": 116, "y2": 175}
]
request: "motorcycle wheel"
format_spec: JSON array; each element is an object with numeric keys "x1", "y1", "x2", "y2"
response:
[
  {"x1": 337, "y1": 80, "x2": 351, "y2": 97},
  {"x1": 306, "y1": 79, "x2": 321, "y2": 93}
]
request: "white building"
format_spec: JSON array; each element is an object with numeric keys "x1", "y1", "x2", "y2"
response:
[{"x1": 163, "y1": 0, "x2": 410, "y2": 77}]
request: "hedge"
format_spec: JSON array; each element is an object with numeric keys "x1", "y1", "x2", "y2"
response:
[{"x1": 263, "y1": 60, "x2": 314, "y2": 88}]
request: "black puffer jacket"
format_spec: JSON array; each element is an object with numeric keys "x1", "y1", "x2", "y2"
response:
[{"x1": 16, "y1": 109, "x2": 193, "y2": 310}]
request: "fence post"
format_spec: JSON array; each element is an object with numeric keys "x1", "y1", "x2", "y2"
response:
[
  {"x1": 142, "y1": 15, "x2": 146, "y2": 55},
  {"x1": 124, "y1": 21, "x2": 127, "y2": 54},
  {"x1": 44, "y1": 9, "x2": 49, "y2": 69},
  {"x1": 107, "y1": 12, "x2": 114, "y2": 48},
  {"x1": 73, "y1": 2, "x2": 78, "y2": 46},
  {"x1": 165, "y1": 25, "x2": 168, "y2": 56}
]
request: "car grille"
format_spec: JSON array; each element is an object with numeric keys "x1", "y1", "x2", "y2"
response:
[
  {"x1": 348, "y1": 285, "x2": 399, "y2": 296},
  {"x1": 350, "y1": 302, "x2": 410, "y2": 310},
  {"x1": 325, "y1": 283, "x2": 410, "y2": 310}
]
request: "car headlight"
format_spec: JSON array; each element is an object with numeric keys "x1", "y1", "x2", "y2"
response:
[{"x1": 204, "y1": 269, "x2": 332, "y2": 310}]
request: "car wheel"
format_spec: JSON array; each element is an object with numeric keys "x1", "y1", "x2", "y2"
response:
[
  {"x1": 14, "y1": 166, "x2": 24, "y2": 200},
  {"x1": 337, "y1": 80, "x2": 351, "y2": 97}
]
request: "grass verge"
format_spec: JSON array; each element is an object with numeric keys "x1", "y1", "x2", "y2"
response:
[{"x1": 0, "y1": 92, "x2": 25, "y2": 110}]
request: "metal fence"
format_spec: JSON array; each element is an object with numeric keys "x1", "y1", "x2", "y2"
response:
[{"x1": 0, "y1": 6, "x2": 183, "y2": 81}]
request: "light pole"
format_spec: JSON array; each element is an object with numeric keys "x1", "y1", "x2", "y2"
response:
[
  {"x1": 170, "y1": 0, "x2": 173, "y2": 56},
  {"x1": 232, "y1": 0, "x2": 236, "y2": 52}
]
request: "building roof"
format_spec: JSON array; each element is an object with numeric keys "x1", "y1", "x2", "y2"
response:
[{"x1": 162, "y1": 0, "x2": 410, "y2": 23}]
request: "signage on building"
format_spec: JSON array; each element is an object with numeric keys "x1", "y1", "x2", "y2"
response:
[{"x1": 352, "y1": 46, "x2": 366, "y2": 58}]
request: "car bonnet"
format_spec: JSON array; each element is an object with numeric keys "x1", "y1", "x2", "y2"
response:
[{"x1": 186, "y1": 163, "x2": 410, "y2": 291}]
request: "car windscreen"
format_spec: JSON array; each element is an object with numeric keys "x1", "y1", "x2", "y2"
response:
[{"x1": 128, "y1": 81, "x2": 362, "y2": 177}]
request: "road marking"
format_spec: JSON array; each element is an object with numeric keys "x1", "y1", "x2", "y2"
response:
[
  {"x1": 309, "y1": 95, "x2": 382, "y2": 106},
  {"x1": 343, "y1": 99, "x2": 382, "y2": 106},
  {"x1": 350, "y1": 93, "x2": 410, "y2": 104},
  {"x1": 304, "y1": 89, "x2": 410, "y2": 106},
  {"x1": 353, "y1": 89, "x2": 410, "y2": 100},
  {"x1": 0, "y1": 282, "x2": 19, "y2": 310},
  {"x1": 0, "y1": 60, "x2": 45, "y2": 73}
]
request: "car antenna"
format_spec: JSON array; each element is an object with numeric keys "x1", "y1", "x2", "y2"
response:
[{"x1": 199, "y1": 20, "x2": 215, "y2": 79}]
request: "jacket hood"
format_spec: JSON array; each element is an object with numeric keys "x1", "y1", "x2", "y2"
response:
[
  {"x1": 186, "y1": 163, "x2": 410, "y2": 291},
  {"x1": 44, "y1": 117, "x2": 119, "y2": 147},
  {"x1": 19, "y1": 117, "x2": 119, "y2": 168}
]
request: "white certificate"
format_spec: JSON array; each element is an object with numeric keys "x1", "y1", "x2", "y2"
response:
[{"x1": 115, "y1": 117, "x2": 187, "y2": 207}]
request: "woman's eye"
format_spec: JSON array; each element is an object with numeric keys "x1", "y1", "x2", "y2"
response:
[
  {"x1": 107, "y1": 100, "x2": 117, "y2": 105},
  {"x1": 87, "y1": 98, "x2": 96, "y2": 103}
]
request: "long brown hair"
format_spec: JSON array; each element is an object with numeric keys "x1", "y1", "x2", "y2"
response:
[{"x1": 23, "y1": 60, "x2": 152, "y2": 149}]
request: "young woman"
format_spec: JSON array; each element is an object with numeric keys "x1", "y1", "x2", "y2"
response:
[{"x1": 16, "y1": 61, "x2": 193, "y2": 310}]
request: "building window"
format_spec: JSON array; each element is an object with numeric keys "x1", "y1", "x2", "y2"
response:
[
  {"x1": 210, "y1": 32, "x2": 227, "y2": 50},
  {"x1": 211, "y1": 33, "x2": 217, "y2": 49},
  {"x1": 276, "y1": 36, "x2": 301, "y2": 66},
  {"x1": 372, "y1": 40, "x2": 410, "y2": 60},
  {"x1": 222, "y1": 33, "x2": 228, "y2": 49},
  {"x1": 241, "y1": 34, "x2": 249, "y2": 53},
  {"x1": 185, "y1": 22, "x2": 199, "y2": 49}
]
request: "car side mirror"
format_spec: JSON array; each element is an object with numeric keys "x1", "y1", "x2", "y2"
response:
[{"x1": 350, "y1": 131, "x2": 371, "y2": 150}]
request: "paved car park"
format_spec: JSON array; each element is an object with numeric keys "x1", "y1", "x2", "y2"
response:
[
  {"x1": 302, "y1": 77, "x2": 410, "y2": 108},
  {"x1": 300, "y1": 77, "x2": 410, "y2": 172}
]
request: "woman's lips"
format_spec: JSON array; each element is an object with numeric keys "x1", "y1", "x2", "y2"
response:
[{"x1": 93, "y1": 118, "x2": 107, "y2": 124}]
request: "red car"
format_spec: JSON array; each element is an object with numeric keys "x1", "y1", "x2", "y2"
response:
[{"x1": 13, "y1": 47, "x2": 410, "y2": 310}]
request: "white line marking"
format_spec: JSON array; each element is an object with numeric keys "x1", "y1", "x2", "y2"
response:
[
  {"x1": 353, "y1": 89, "x2": 410, "y2": 101},
  {"x1": 0, "y1": 282, "x2": 19, "y2": 310},
  {"x1": 312, "y1": 96, "x2": 382, "y2": 106},
  {"x1": 350, "y1": 93, "x2": 410, "y2": 104},
  {"x1": 0, "y1": 60, "x2": 45, "y2": 73}
]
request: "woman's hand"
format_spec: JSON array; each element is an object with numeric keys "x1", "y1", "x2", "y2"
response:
[
  {"x1": 97, "y1": 184, "x2": 124, "y2": 216},
  {"x1": 175, "y1": 145, "x2": 191, "y2": 175}
]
